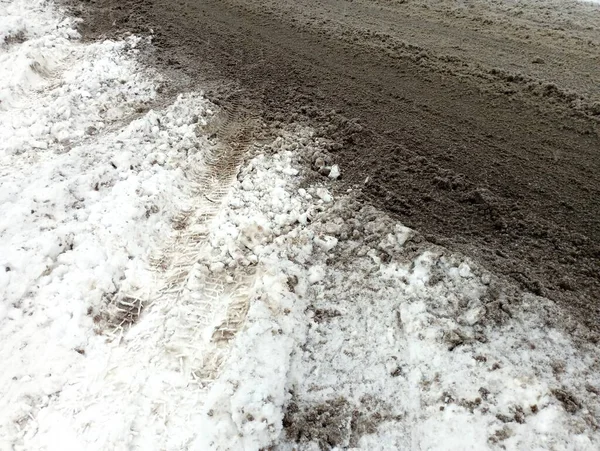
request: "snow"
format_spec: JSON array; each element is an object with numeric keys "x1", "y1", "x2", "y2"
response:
[
  {"x1": 0, "y1": 1, "x2": 210, "y2": 447},
  {"x1": 328, "y1": 164, "x2": 340, "y2": 180},
  {"x1": 2, "y1": 1, "x2": 600, "y2": 450}
]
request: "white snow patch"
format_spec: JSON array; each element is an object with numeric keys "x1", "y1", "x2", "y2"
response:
[
  {"x1": 0, "y1": 1, "x2": 212, "y2": 448},
  {"x1": 328, "y1": 164, "x2": 340, "y2": 180}
]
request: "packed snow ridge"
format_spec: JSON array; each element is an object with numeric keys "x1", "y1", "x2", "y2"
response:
[{"x1": 1, "y1": 1, "x2": 599, "y2": 450}]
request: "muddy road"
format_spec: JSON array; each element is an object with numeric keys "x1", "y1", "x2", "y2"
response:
[{"x1": 71, "y1": 0, "x2": 600, "y2": 330}]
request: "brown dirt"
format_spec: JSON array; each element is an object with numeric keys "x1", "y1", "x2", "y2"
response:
[{"x1": 66, "y1": 0, "x2": 600, "y2": 330}]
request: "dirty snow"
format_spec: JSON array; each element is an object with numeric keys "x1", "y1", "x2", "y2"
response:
[{"x1": 1, "y1": 1, "x2": 600, "y2": 450}]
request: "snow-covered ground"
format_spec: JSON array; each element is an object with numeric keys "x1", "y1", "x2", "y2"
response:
[{"x1": 1, "y1": 1, "x2": 600, "y2": 450}]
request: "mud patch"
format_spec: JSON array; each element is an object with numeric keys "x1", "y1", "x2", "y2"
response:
[
  {"x1": 2, "y1": 29, "x2": 26, "y2": 46},
  {"x1": 283, "y1": 396, "x2": 399, "y2": 449},
  {"x1": 552, "y1": 388, "x2": 582, "y2": 414}
]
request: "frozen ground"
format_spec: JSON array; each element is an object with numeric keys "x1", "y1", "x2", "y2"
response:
[{"x1": 1, "y1": 1, "x2": 600, "y2": 450}]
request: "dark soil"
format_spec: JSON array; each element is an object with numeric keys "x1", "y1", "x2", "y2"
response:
[{"x1": 66, "y1": 0, "x2": 600, "y2": 330}]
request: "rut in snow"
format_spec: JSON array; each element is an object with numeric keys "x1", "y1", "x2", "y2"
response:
[{"x1": 147, "y1": 93, "x2": 261, "y2": 382}]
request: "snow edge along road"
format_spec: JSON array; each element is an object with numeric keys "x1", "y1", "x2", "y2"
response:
[{"x1": 1, "y1": 1, "x2": 600, "y2": 450}]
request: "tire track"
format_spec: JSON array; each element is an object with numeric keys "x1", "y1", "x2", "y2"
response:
[{"x1": 149, "y1": 93, "x2": 261, "y2": 382}]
